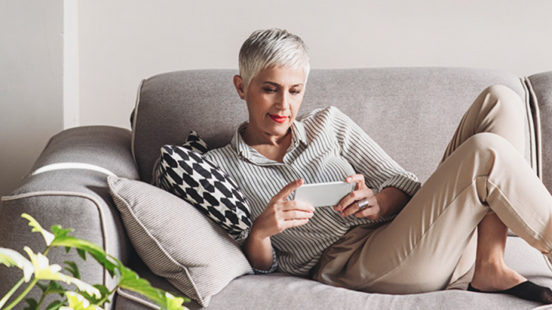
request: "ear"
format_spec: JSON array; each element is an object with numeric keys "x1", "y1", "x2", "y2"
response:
[{"x1": 233, "y1": 75, "x2": 246, "y2": 100}]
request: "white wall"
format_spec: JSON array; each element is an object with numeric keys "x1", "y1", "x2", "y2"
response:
[
  {"x1": 0, "y1": 0, "x2": 65, "y2": 196},
  {"x1": 78, "y1": 0, "x2": 552, "y2": 129},
  {"x1": 2, "y1": 0, "x2": 552, "y2": 196}
]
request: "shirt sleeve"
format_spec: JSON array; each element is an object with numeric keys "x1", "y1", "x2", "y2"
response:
[
  {"x1": 252, "y1": 248, "x2": 278, "y2": 274},
  {"x1": 330, "y1": 107, "x2": 421, "y2": 197}
]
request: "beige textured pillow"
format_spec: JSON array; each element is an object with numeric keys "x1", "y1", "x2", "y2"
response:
[{"x1": 107, "y1": 176, "x2": 253, "y2": 307}]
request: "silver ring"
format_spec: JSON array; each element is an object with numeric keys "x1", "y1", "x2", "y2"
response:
[{"x1": 357, "y1": 199, "x2": 369, "y2": 210}]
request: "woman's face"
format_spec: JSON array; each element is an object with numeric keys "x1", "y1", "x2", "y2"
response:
[{"x1": 235, "y1": 66, "x2": 306, "y2": 143}]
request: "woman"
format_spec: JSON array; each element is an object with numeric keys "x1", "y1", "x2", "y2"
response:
[{"x1": 204, "y1": 28, "x2": 552, "y2": 304}]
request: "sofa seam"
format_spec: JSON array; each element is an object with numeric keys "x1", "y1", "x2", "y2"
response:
[
  {"x1": 116, "y1": 288, "x2": 159, "y2": 310},
  {"x1": 131, "y1": 79, "x2": 145, "y2": 168},
  {"x1": 1, "y1": 191, "x2": 111, "y2": 291},
  {"x1": 31, "y1": 162, "x2": 117, "y2": 177},
  {"x1": 519, "y1": 77, "x2": 538, "y2": 174},
  {"x1": 523, "y1": 76, "x2": 543, "y2": 180}
]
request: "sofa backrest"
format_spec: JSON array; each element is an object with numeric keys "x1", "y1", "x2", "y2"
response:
[{"x1": 132, "y1": 68, "x2": 533, "y2": 185}]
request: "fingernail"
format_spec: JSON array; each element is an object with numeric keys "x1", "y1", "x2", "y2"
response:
[{"x1": 347, "y1": 177, "x2": 352, "y2": 182}]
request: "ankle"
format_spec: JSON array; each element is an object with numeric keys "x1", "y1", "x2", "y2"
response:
[
  {"x1": 472, "y1": 262, "x2": 526, "y2": 291},
  {"x1": 474, "y1": 257, "x2": 504, "y2": 275}
]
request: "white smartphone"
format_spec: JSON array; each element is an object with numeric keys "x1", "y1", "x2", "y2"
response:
[{"x1": 294, "y1": 181, "x2": 355, "y2": 207}]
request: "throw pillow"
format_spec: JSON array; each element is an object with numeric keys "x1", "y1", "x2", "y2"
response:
[
  {"x1": 181, "y1": 130, "x2": 209, "y2": 154},
  {"x1": 155, "y1": 140, "x2": 252, "y2": 242},
  {"x1": 151, "y1": 131, "x2": 208, "y2": 184},
  {"x1": 107, "y1": 176, "x2": 253, "y2": 307}
]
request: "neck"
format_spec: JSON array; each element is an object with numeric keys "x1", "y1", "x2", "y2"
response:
[{"x1": 242, "y1": 126, "x2": 292, "y2": 162}]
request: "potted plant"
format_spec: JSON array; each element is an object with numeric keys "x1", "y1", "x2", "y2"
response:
[{"x1": 0, "y1": 214, "x2": 188, "y2": 310}]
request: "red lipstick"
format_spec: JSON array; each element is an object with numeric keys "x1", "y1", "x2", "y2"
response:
[{"x1": 269, "y1": 114, "x2": 287, "y2": 123}]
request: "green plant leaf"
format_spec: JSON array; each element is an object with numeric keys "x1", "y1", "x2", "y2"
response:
[
  {"x1": 8, "y1": 215, "x2": 187, "y2": 310},
  {"x1": 59, "y1": 292, "x2": 102, "y2": 310},
  {"x1": 27, "y1": 216, "x2": 117, "y2": 277},
  {"x1": 50, "y1": 225, "x2": 74, "y2": 239},
  {"x1": 163, "y1": 292, "x2": 189, "y2": 310},
  {"x1": 22, "y1": 213, "x2": 55, "y2": 246},
  {"x1": 64, "y1": 261, "x2": 81, "y2": 279},
  {"x1": 50, "y1": 235, "x2": 117, "y2": 277},
  {"x1": 76, "y1": 249, "x2": 86, "y2": 261},
  {"x1": 78, "y1": 284, "x2": 109, "y2": 305},
  {"x1": 117, "y1": 264, "x2": 187, "y2": 310},
  {"x1": 23, "y1": 298, "x2": 38, "y2": 310},
  {"x1": 24, "y1": 247, "x2": 101, "y2": 299},
  {"x1": 43, "y1": 280, "x2": 67, "y2": 297},
  {"x1": 0, "y1": 247, "x2": 35, "y2": 282},
  {"x1": 45, "y1": 300, "x2": 64, "y2": 310}
]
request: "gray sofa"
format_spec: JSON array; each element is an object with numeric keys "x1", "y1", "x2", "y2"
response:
[{"x1": 2, "y1": 67, "x2": 552, "y2": 310}]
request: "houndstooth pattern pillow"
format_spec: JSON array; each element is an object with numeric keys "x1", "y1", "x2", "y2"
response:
[
  {"x1": 151, "y1": 131, "x2": 208, "y2": 183},
  {"x1": 182, "y1": 130, "x2": 209, "y2": 154},
  {"x1": 155, "y1": 134, "x2": 252, "y2": 242}
]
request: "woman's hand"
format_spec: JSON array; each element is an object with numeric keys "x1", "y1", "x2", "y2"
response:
[
  {"x1": 252, "y1": 179, "x2": 315, "y2": 239},
  {"x1": 335, "y1": 174, "x2": 411, "y2": 219},
  {"x1": 334, "y1": 174, "x2": 382, "y2": 219},
  {"x1": 242, "y1": 179, "x2": 314, "y2": 271}
]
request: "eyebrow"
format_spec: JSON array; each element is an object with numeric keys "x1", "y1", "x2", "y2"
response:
[{"x1": 263, "y1": 81, "x2": 304, "y2": 88}]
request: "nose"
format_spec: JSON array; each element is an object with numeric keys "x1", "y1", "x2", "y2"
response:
[{"x1": 277, "y1": 91, "x2": 291, "y2": 110}]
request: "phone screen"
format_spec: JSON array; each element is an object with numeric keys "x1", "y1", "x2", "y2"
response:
[{"x1": 294, "y1": 181, "x2": 355, "y2": 207}]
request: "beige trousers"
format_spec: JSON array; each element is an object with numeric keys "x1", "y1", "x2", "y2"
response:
[{"x1": 311, "y1": 85, "x2": 552, "y2": 294}]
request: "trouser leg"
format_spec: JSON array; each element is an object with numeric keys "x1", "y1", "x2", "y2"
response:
[
  {"x1": 312, "y1": 85, "x2": 552, "y2": 294},
  {"x1": 441, "y1": 84, "x2": 525, "y2": 160},
  {"x1": 440, "y1": 84, "x2": 528, "y2": 286}
]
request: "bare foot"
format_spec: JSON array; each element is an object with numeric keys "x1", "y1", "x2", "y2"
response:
[{"x1": 470, "y1": 261, "x2": 526, "y2": 292}]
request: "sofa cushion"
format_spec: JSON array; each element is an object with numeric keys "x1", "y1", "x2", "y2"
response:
[
  {"x1": 107, "y1": 176, "x2": 253, "y2": 307},
  {"x1": 115, "y1": 236, "x2": 550, "y2": 310}
]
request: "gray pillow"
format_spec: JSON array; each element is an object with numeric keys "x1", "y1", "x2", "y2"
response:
[{"x1": 107, "y1": 176, "x2": 253, "y2": 307}]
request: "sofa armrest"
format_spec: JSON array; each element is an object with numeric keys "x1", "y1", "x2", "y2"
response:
[
  {"x1": 527, "y1": 71, "x2": 552, "y2": 192},
  {"x1": 0, "y1": 126, "x2": 139, "y2": 304}
]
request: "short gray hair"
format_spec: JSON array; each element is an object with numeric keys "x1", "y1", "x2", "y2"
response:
[{"x1": 239, "y1": 28, "x2": 310, "y2": 90}]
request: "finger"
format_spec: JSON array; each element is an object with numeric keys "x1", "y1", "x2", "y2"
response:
[
  {"x1": 283, "y1": 218, "x2": 310, "y2": 229},
  {"x1": 273, "y1": 179, "x2": 304, "y2": 202},
  {"x1": 345, "y1": 174, "x2": 365, "y2": 190},
  {"x1": 335, "y1": 188, "x2": 367, "y2": 212},
  {"x1": 340, "y1": 200, "x2": 367, "y2": 217},
  {"x1": 283, "y1": 200, "x2": 315, "y2": 212},
  {"x1": 354, "y1": 206, "x2": 378, "y2": 220},
  {"x1": 282, "y1": 210, "x2": 315, "y2": 220}
]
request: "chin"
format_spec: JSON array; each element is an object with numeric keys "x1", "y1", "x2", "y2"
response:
[{"x1": 266, "y1": 124, "x2": 290, "y2": 136}]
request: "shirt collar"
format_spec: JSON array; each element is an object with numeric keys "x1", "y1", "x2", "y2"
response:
[
  {"x1": 231, "y1": 120, "x2": 307, "y2": 165},
  {"x1": 292, "y1": 120, "x2": 307, "y2": 147}
]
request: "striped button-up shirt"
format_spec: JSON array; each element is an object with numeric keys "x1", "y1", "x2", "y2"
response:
[{"x1": 205, "y1": 106, "x2": 421, "y2": 276}]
